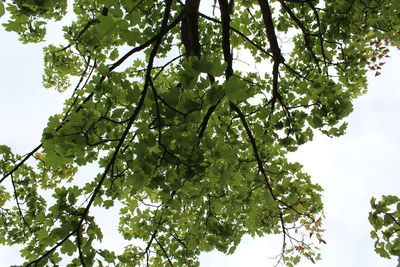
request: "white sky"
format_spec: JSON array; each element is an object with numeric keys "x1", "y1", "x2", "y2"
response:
[{"x1": 1, "y1": 16, "x2": 399, "y2": 267}]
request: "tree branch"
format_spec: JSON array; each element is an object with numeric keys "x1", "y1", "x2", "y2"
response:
[
  {"x1": 155, "y1": 236, "x2": 174, "y2": 266},
  {"x1": 181, "y1": 0, "x2": 201, "y2": 57},
  {"x1": 218, "y1": 0, "x2": 234, "y2": 78},
  {"x1": 27, "y1": 0, "x2": 175, "y2": 264},
  {"x1": 0, "y1": 144, "x2": 42, "y2": 184}
]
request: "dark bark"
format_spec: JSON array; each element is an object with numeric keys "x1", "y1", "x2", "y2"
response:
[{"x1": 181, "y1": 0, "x2": 201, "y2": 57}]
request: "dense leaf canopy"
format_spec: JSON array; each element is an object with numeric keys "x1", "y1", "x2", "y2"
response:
[{"x1": 0, "y1": 0, "x2": 399, "y2": 266}]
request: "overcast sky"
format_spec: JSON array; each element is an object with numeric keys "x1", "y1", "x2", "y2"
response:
[{"x1": 1, "y1": 16, "x2": 399, "y2": 267}]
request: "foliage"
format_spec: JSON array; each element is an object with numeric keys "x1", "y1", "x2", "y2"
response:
[
  {"x1": 369, "y1": 195, "x2": 400, "y2": 265},
  {"x1": 1, "y1": 0, "x2": 399, "y2": 266}
]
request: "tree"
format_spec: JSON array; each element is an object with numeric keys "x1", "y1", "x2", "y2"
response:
[
  {"x1": 0, "y1": 0, "x2": 399, "y2": 266},
  {"x1": 369, "y1": 195, "x2": 400, "y2": 265}
]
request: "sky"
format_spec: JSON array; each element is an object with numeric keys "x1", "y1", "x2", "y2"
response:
[{"x1": 1, "y1": 13, "x2": 400, "y2": 267}]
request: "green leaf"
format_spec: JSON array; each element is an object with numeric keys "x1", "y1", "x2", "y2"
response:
[
  {"x1": 224, "y1": 76, "x2": 248, "y2": 102},
  {"x1": 96, "y1": 15, "x2": 115, "y2": 34},
  {"x1": 98, "y1": 64, "x2": 109, "y2": 76},
  {"x1": 120, "y1": 29, "x2": 141, "y2": 46},
  {"x1": 109, "y1": 48, "x2": 119, "y2": 60},
  {"x1": 0, "y1": 2, "x2": 5, "y2": 17},
  {"x1": 191, "y1": 57, "x2": 212, "y2": 73},
  {"x1": 127, "y1": 172, "x2": 149, "y2": 193},
  {"x1": 60, "y1": 239, "x2": 76, "y2": 256},
  {"x1": 375, "y1": 247, "x2": 391, "y2": 259}
]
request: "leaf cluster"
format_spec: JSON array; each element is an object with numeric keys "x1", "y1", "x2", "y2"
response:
[{"x1": 369, "y1": 195, "x2": 400, "y2": 264}]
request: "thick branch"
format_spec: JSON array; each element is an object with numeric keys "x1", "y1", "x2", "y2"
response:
[
  {"x1": 257, "y1": 0, "x2": 283, "y2": 63},
  {"x1": 181, "y1": 0, "x2": 201, "y2": 57},
  {"x1": 257, "y1": 0, "x2": 284, "y2": 110},
  {"x1": 218, "y1": 0, "x2": 233, "y2": 78}
]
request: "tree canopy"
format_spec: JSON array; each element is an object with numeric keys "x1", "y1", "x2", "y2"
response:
[{"x1": 0, "y1": 0, "x2": 399, "y2": 266}]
